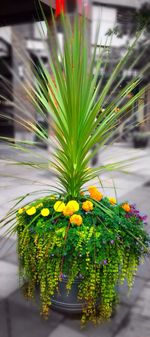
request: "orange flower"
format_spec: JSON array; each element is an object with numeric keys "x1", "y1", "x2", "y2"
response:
[
  {"x1": 88, "y1": 186, "x2": 103, "y2": 201},
  {"x1": 122, "y1": 203, "x2": 131, "y2": 212},
  {"x1": 63, "y1": 205, "x2": 75, "y2": 216},
  {"x1": 82, "y1": 200, "x2": 93, "y2": 212},
  {"x1": 109, "y1": 197, "x2": 116, "y2": 205},
  {"x1": 88, "y1": 186, "x2": 97, "y2": 193},
  {"x1": 90, "y1": 190, "x2": 103, "y2": 202},
  {"x1": 70, "y1": 214, "x2": 83, "y2": 226}
]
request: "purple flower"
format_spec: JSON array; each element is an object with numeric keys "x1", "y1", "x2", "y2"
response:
[
  {"x1": 60, "y1": 274, "x2": 67, "y2": 279},
  {"x1": 131, "y1": 203, "x2": 136, "y2": 208},
  {"x1": 140, "y1": 215, "x2": 147, "y2": 221},
  {"x1": 110, "y1": 240, "x2": 114, "y2": 245},
  {"x1": 127, "y1": 204, "x2": 148, "y2": 223},
  {"x1": 103, "y1": 260, "x2": 108, "y2": 265}
]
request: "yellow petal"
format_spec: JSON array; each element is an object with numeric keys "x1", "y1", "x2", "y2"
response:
[
  {"x1": 67, "y1": 200, "x2": 79, "y2": 212},
  {"x1": 26, "y1": 207, "x2": 36, "y2": 216},
  {"x1": 54, "y1": 201, "x2": 66, "y2": 212},
  {"x1": 41, "y1": 208, "x2": 50, "y2": 217}
]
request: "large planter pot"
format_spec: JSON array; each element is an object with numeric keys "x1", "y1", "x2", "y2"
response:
[
  {"x1": 132, "y1": 133, "x2": 149, "y2": 148},
  {"x1": 51, "y1": 277, "x2": 101, "y2": 315},
  {"x1": 51, "y1": 278, "x2": 86, "y2": 314}
]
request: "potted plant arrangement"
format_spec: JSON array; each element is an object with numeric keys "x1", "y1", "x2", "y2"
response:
[{"x1": 1, "y1": 16, "x2": 150, "y2": 325}]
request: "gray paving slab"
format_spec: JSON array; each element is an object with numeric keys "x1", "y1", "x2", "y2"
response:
[
  {"x1": 0, "y1": 261, "x2": 19, "y2": 298},
  {"x1": 115, "y1": 314, "x2": 150, "y2": 337},
  {"x1": 0, "y1": 300, "x2": 9, "y2": 337},
  {"x1": 48, "y1": 324, "x2": 85, "y2": 337},
  {"x1": 62, "y1": 304, "x2": 129, "y2": 337},
  {"x1": 131, "y1": 283, "x2": 150, "y2": 318},
  {"x1": 0, "y1": 237, "x2": 18, "y2": 265},
  {"x1": 8, "y1": 297, "x2": 64, "y2": 337},
  {"x1": 136, "y1": 257, "x2": 150, "y2": 280},
  {"x1": 119, "y1": 277, "x2": 146, "y2": 306}
]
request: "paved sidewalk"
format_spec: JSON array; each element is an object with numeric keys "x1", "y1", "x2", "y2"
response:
[{"x1": 0, "y1": 143, "x2": 150, "y2": 337}]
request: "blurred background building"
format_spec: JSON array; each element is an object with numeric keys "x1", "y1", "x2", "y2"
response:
[{"x1": 0, "y1": 0, "x2": 150, "y2": 146}]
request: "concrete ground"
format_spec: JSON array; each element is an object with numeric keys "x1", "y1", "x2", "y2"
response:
[{"x1": 0, "y1": 142, "x2": 150, "y2": 337}]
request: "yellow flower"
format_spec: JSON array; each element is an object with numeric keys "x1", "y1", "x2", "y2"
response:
[
  {"x1": 109, "y1": 197, "x2": 116, "y2": 205},
  {"x1": 67, "y1": 200, "x2": 79, "y2": 212},
  {"x1": 122, "y1": 203, "x2": 131, "y2": 212},
  {"x1": 26, "y1": 207, "x2": 36, "y2": 216},
  {"x1": 63, "y1": 205, "x2": 75, "y2": 216},
  {"x1": 54, "y1": 201, "x2": 66, "y2": 212},
  {"x1": 82, "y1": 200, "x2": 93, "y2": 212},
  {"x1": 70, "y1": 214, "x2": 83, "y2": 226},
  {"x1": 41, "y1": 208, "x2": 50, "y2": 217},
  {"x1": 18, "y1": 208, "x2": 24, "y2": 215}
]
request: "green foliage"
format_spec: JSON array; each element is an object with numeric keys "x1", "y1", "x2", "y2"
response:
[{"x1": 17, "y1": 191, "x2": 150, "y2": 324}]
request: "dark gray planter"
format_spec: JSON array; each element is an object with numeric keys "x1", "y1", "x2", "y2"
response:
[
  {"x1": 132, "y1": 132, "x2": 149, "y2": 148},
  {"x1": 51, "y1": 278, "x2": 86, "y2": 314}
]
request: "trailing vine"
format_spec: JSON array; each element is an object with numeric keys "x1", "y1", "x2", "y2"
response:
[{"x1": 17, "y1": 187, "x2": 150, "y2": 324}]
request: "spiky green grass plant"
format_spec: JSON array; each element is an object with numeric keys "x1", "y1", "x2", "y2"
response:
[
  {"x1": 0, "y1": 15, "x2": 149, "y2": 202},
  {"x1": 30, "y1": 17, "x2": 149, "y2": 198}
]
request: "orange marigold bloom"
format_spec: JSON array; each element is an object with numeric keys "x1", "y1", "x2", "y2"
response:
[
  {"x1": 88, "y1": 186, "x2": 97, "y2": 193},
  {"x1": 122, "y1": 203, "x2": 131, "y2": 212},
  {"x1": 88, "y1": 186, "x2": 103, "y2": 201},
  {"x1": 90, "y1": 190, "x2": 103, "y2": 202},
  {"x1": 82, "y1": 200, "x2": 93, "y2": 212},
  {"x1": 70, "y1": 214, "x2": 83, "y2": 226},
  {"x1": 63, "y1": 205, "x2": 75, "y2": 216}
]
